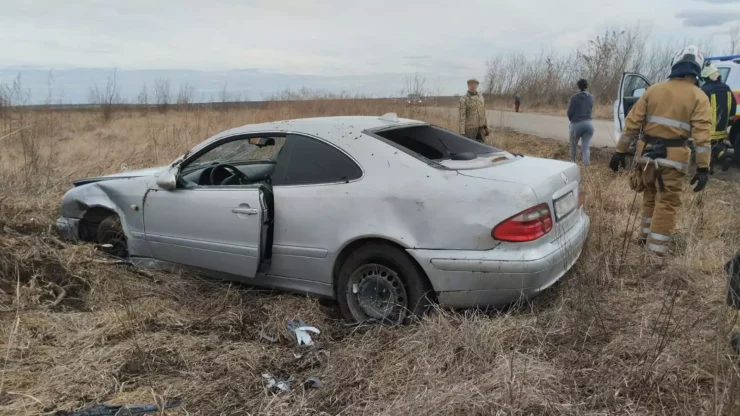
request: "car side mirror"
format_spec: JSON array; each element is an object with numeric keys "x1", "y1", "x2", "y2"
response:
[
  {"x1": 156, "y1": 169, "x2": 177, "y2": 191},
  {"x1": 633, "y1": 88, "x2": 646, "y2": 98}
]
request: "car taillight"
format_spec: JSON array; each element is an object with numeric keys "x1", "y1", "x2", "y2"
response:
[{"x1": 492, "y1": 203, "x2": 553, "y2": 242}]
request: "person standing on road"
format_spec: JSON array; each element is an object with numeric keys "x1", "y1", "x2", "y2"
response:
[
  {"x1": 609, "y1": 45, "x2": 712, "y2": 255},
  {"x1": 459, "y1": 78, "x2": 489, "y2": 142},
  {"x1": 700, "y1": 62, "x2": 737, "y2": 172},
  {"x1": 514, "y1": 93, "x2": 521, "y2": 112},
  {"x1": 567, "y1": 79, "x2": 595, "y2": 166}
]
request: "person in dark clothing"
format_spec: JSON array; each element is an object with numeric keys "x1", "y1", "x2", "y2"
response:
[
  {"x1": 701, "y1": 62, "x2": 737, "y2": 172},
  {"x1": 514, "y1": 93, "x2": 521, "y2": 112},
  {"x1": 567, "y1": 79, "x2": 595, "y2": 165}
]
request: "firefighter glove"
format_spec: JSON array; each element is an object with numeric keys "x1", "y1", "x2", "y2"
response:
[
  {"x1": 690, "y1": 168, "x2": 709, "y2": 192},
  {"x1": 609, "y1": 152, "x2": 626, "y2": 172}
]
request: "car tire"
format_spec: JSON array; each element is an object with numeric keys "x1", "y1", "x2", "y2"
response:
[
  {"x1": 336, "y1": 242, "x2": 434, "y2": 324},
  {"x1": 97, "y1": 215, "x2": 128, "y2": 258}
]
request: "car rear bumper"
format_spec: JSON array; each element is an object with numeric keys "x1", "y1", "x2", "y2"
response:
[
  {"x1": 56, "y1": 217, "x2": 80, "y2": 241},
  {"x1": 407, "y1": 208, "x2": 590, "y2": 309}
]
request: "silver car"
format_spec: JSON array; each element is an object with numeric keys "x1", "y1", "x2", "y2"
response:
[{"x1": 57, "y1": 113, "x2": 589, "y2": 323}]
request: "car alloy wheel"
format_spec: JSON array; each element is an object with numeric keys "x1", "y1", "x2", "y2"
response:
[{"x1": 348, "y1": 263, "x2": 408, "y2": 324}]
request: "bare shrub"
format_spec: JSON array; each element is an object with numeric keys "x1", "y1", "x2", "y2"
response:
[
  {"x1": 176, "y1": 83, "x2": 195, "y2": 106},
  {"x1": 154, "y1": 78, "x2": 171, "y2": 113},
  {"x1": 88, "y1": 68, "x2": 122, "y2": 123}
]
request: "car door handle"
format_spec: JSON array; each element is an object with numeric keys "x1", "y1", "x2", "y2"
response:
[{"x1": 232, "y1": 207, "x2": 258, "y2": 215}]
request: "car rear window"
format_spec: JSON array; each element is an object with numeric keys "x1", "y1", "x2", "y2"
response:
[{"x1": 373, "y1": 125, "x2": 501, "y2": 162}]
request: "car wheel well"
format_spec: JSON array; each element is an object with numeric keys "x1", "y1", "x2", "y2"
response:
[
  {"x1": 80, "y1": 207, "x2": 117, "y2": 242},
  {"x1": 332, "y1": 238, "x2": 436, "y2": 301}
]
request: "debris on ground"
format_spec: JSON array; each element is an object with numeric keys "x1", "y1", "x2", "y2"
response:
[
  {"x1": 259, "y1": 328, "x2": 278, "y2": 343},
  {"x1": 57, "y1": 401, "x2": 181, "y2": 416},
  {"x1": 262, "y1": 373, "x2": 291, "y2": 394},
  {"x1": 304, "y1": 376, "x2": 323, "y2": 389},
  {"x1": 286, "y1": 319, "x2": 320, "y2": 346}
]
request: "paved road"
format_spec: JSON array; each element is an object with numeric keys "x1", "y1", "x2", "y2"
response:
[
  {"x1": 432, "y1": 107, "x2": 617, "y2": 148},
  {"x1": 485, "y1": 110, "x2": 616, "y2": 148}
]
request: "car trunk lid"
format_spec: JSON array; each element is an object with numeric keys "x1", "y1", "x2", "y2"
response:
[{"x1": 453, "y1": 156, "x2": 583, "y2": 242}]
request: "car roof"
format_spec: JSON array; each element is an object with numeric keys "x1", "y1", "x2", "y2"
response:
[
  {"x1": 229, "y1": 115, "x2": 425, "y2": 138},
  {"x1": 189, "y1": 115, "x2": 428, "y2": 159}
]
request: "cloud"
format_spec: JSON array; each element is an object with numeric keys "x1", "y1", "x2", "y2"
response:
[
  {"x1": 676, "y1": 10, "x2": 740, "y2": 27},
  {"x1": 695, "y1": 0, "x2": 740, "y2": 4}
]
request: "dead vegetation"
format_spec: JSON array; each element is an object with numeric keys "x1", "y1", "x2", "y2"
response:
[{"x1": 0, "y1": 100, "x2": 739, "y2": 415}]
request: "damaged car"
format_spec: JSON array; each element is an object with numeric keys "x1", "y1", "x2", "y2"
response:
[{"x1": 57, "y1": 113, "x2": 590, "y2": 323}]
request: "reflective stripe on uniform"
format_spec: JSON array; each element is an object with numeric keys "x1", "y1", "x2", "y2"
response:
[
  {"x1": 647, "y1": 243, "x2": 669, "y2": 254},
  {"x1": 711, "y1": 93, "x2": 717, "y2": 133},
  {"x1": 635, "y1": 156, "x2": 689, "y2": 172},
  {"x1": 649, "y1": 232, "x2": 672, "y2": 242},
  {"x1": 695, "y1": 145, "x2": 711, "y2": 154},
  {"x1": 646, "y1": 115, "x2": 692, "y2": 132},
  {"x1": 641, "y1": 228, "x2": 651, "y2": 235}
]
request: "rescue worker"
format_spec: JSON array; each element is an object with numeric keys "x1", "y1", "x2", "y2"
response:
[
  {"x1": 700, "y1": 62, "x2": 737, "y2": 173},
  {"x1": 514, "y1": 93, "x2": 521, "y2": 112},
  {"x1": 459, "y1": 78, "x2": 490, "y2": 142},
  {"x1": 609, "y1": 45, "x2": 712, "y2": 255}
]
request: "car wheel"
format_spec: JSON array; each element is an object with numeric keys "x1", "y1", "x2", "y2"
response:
[
  {"x1": 336, "y1": 242, "x2": 434, "y2": 324},
  {"x1": 97, "y1": 216, "x2": 128, "y2": 258}
]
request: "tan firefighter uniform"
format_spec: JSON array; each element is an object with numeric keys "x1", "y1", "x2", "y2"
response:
[
  {"x1": 459, "y1": 92, "x2": 488, "y2": 141},
  {"x1": 616, "y1": 77, "x2": 712, "y2": 254}
]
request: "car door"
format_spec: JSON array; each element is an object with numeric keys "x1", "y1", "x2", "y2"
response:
[
  {"x1": 142, "y1": 135, "x2": 278, "y2": 278},
  {"x1": 143, "y1": 186, "x2": 264, "y2": 277},
  {"x1": 614, "y1": 72, "x2": 651, "y2": 144}
]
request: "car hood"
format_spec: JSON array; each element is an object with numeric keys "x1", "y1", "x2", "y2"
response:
[{"x1": 73, "y1": 166, "x2": 166, "y2": 187}]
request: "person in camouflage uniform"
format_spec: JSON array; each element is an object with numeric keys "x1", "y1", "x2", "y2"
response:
[{"x1": 459, "y1": 78, "x2": 489, "y2": 142}]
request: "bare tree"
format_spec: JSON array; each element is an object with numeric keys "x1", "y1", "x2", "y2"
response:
[
  {"x1": 729, "y1": 24, "x2": 740, "y2": 55},
  {"x1": 88, "y1": 68, "x2": 122, "y2": 123},
  {"x1": 219, "y1": 82, "x2": 230, "y2": 103},
  {"x1": 137, "y1": 83, "x2": 149, "y2": 115},
  {"x1": 404, "y1": 73, "x2": 427, "y2": 98},
  {"x1": 176, "y1": 83, "x2": 195, "y2": 106},
  {"x1": 154, "y1": 78, "x2": 171, "y2": 113}
]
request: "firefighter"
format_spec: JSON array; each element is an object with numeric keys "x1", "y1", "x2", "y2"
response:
[
  {"x1": 609, "y1": 45, "x2": 712, "y2": 255},
  {"x1": 701, "y1": 62, "x2": 737, "y2": 172},
  {"x1": 459, "y1": 78, "x2": 490, "y2": 142}
]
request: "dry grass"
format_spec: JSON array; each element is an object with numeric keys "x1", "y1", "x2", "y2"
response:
[{"x1": 1, "y1": 101, "x2": 739, "y2": 415}]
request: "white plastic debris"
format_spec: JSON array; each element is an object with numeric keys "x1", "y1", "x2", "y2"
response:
[
  {"x1": 286, "y1": 319, "x2": 321, "y2": 346},
  {"x1": 262, "y1": 373, "x2": 291, "y2": 393}
]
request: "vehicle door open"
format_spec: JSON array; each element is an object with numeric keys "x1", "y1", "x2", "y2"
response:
[{"x1": 614, "y1": 72, "x2": 651, "y2": 151}]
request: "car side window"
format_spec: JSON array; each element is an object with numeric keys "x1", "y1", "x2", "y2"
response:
[{"x1": 272, "y1": 134, "x2": 362, "y2": 186}]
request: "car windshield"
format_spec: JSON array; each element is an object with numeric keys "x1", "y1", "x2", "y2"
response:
[
  {"x1": 373, "y1": 125, "x2": 501, "y2": 164},
  {"x1": 183, "y1": 137, "x2": 285, "y2": 172}
]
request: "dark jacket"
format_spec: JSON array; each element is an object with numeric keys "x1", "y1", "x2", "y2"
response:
[
  {"x1": 701, "y1": 79, "x2": 737, "y2": 140},
  {"x1": 567, "y1": 91, "x2": 594, "y2": 123}
]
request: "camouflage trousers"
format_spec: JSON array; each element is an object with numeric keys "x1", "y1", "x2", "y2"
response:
[{"x1": 464, "y1": 127, "x2": 487, "y2": 143}]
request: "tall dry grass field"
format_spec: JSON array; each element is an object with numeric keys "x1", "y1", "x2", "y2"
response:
[{"x1": 0, "y1": 101, "x2": 739, "y2": 415}]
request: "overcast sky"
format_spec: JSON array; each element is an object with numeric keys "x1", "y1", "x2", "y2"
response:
[{"x1": 2, "y1": 0, "x2": 740, "y2": 103}]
